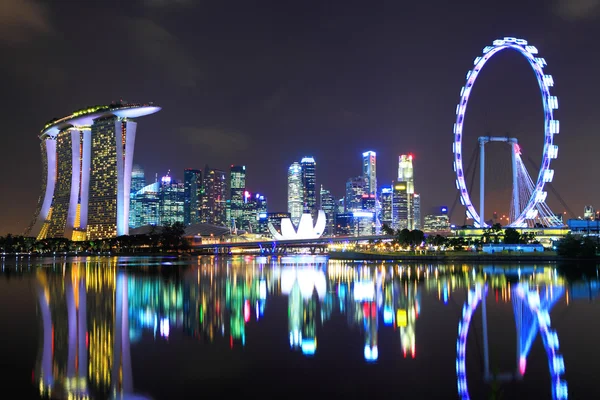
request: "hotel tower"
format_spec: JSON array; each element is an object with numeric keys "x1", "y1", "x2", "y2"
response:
[{"x1": 26, "y1": 102, "x2": 161, "y2": 240}]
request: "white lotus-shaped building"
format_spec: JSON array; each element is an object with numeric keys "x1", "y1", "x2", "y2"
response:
[{"x1": 268, "y1": 211, "x2": 326, "y2": 240}]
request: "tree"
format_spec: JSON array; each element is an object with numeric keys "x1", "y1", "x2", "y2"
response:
[
  {"x1": 382, "y1": 224, "x2": 395, "y2": 236},
  {"x1": 410, "y1": 230, "x2": 425, "y2": 246},
  {"x1": 556, "y1": 234, "x2": 597, "y2": 258},
  {"x1": 503, "y1": 228, "x2": 520, "y2": 245},
  {"x1": 161, "y1": 222, "x2": 188, "y2": 251},
  {"x1": 396, "y1": 229, "x2": 411, "y2": 246}
]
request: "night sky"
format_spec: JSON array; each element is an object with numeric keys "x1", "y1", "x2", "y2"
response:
[{"x1": 1, "y1": 0, "x2": 599, "y2": 235}]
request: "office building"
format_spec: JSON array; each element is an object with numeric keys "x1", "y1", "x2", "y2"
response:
[
  {"x1": 159, "y1": 174, "x2": 185, "y2": 225},
  {"x1": 362, "y1": 151, "x2": 377, "y2": 195},
  {"x1": 27, "y1": 102, "x2": 161, "y2": 240},
  {"x1": 229, "y1": 165, "x2": 246, "y2": 229},
  {"x1": 345, "y1": 176, "x2": 368, "y2": 212},
  {"x1": 413, "y1": 193, "x2": 421, "y2": 230},
  {"x1": 392, "y1": 154, "x2": 419, "y2": 230},
  {"x1": 242, "y1": 191, "x2": 267, "y2": 233},
  {"x1": 184, "y1": 169, "x2": 202, "y2": 225},
  {"x1": 129, "y1": 181, "x2": 160, "y2": 228},
  {"x1": 380, "y1": 187, "x2": 393, "y2": 227},
  {"x1": 288, "y1": 162, "x2": 303, "y2": 226},
  {"x1": 301, "y1": 157, "x2": 317, "y2": 216},
  {"x1": 423, "y1": 206, "x2": 450, "y2": 233},
  {"x1": 320, "y1": 185, "x2": 336, "y2": 236},
  {"x1": 201, "y1": 166, "x2": 227, "y2": 226}
]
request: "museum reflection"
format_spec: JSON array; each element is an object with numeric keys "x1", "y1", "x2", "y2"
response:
[{"x1": 32, "y1": 256, "x2": 600, "y2": 399}]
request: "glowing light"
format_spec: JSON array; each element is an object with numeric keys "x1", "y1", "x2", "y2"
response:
[
  {"x1": 453, "y1": 37, "x2": 559, "y2": 228},
  {"x1": 520, "y1": 356, "x2": 527, "y2": 375},
  {"x1": 268, "y1": 211, "x2": 326, "y2": 240},
  {"x1": 244, "y1": 300, "x2": 250, "y2": 323},
  {"x1": 259, "y1": 280, "x2": 267, "y2": 300},
  {"x1": 383, "y1": 306, "x2": 394, "y2": 325},
  {"x1": 353, "y1": 281, "x2": 375, "y2": 301},
  {"x1": 301, "y1": 339, "x2": 316, "y2": 355}
]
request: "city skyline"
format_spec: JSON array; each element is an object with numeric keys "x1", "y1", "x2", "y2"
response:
[{"x1": 2, "y1": 0, "x2": 600, "y2": 235}]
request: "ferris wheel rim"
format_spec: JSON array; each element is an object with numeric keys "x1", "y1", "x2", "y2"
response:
[{"x1": 452, "y1": 37, "x2": 559, "y2": 228}]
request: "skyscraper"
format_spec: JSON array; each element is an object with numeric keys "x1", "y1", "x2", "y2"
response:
[
  {"x1": 392, "y1": 181, "x2": 411, "y2": 230},
  {"x1": 362, "y1": 151, "x2": 377, "y2": 195},
  {"x1": 184, "y1": 169, "x2": 202, "y2": 225},
  {"x1": 301, "y1": 157, "x2": 316, "y2": 216},
  {"x1": 242, "y1": 191, "x2": 267, "y2": 233},
  {"x1": 201, "y1": 166, "x2": 227, "y2": 226},
  {"x1": 413, "y1": 193, "x2": 421, "y2": 230},
  {"x1": 159, "y1": 174, "x2": 185, "y2": 225},
  {"x1": 398, "y1": 154, "x2": 414, "y2": 191},
  {"x1": 288, "y1": 162, "x2": 303, "y2": 227},
  {"x1": 380, "y1": 187, "x2": 393, "y2": 227},
  {"x1": 393, "y1": 154, "x2": 418, "y2": 230},
  {"x1": 27, "y1": 102, "x2": 161, "y2": 241},
  {"x1": 131, "y1": 165, "x2": 146, "y2": 193},
  {"x1": 345, "y1": 176, "x2": 368, "y2": 212},
  {"x1": 129, "y1": 181, "x2": 160, "y2": 228},
  {"x1": 129, "y1": 165, "x2": 146, "y2": 229},
  {"x1": 229, "y1": 165, "x2": 246, "y2": 230},
  {"x1": 319, "y1": 185, "x2": 336, "y2": 236}
]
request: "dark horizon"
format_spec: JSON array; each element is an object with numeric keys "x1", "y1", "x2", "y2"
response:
[{"x1": 1, "y1": 0, "x2": 600, "y2": 235}]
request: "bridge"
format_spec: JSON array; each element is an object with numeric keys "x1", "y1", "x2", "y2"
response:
[{"x1": 191, "y1": 235, "x2": 395, "y2": 256}]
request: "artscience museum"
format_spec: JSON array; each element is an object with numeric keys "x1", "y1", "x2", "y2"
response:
[{"x1": 268, "y1": 210, "x2": 326, "y2": 240}]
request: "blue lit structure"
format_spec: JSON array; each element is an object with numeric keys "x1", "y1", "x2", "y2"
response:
[{"x1": 453, "y1": 37, "x2": 559, "y2": 228}]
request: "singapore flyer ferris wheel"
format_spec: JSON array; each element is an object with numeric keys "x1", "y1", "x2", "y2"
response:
[{"x1": 452, "y1": 37, "x2": 561, "y2": 228}]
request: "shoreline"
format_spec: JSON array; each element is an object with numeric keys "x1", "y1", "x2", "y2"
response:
[
  {"x1": 2, "y1": 251, "x2": 599, "y2": 265},
  {"x1": 327, "y1": 251, "x2": 599, "y2": 263}
]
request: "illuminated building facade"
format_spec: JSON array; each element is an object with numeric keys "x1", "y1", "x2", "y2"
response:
[
  {"x1": 288, "y1": 162, "x2": 303, "y2": 226},
  {"x1": 131, "y1": 164, "x2": 146, "y2": 193},
  {"x1": 27, "y1": 102, "x2": 161, "y2": 240},
  {"x1": 380, "y1": 187, "x2": 392, "y2": 227},
  {"x1": 393, "y1": 154, "x2": 419, "y2": 230},
  {"x1": 301, "y1": 157, "x2": 316, "y2": 216},
  {"x1": 398, "y1": 154, "x2": 414, "y2": 192},
  {"x1": 184, "y1": 168, "x2": 202, "y2": 225},
  {"x1": 345, "y1": 176, "x2": 368, "y2": 212},
  {"x1": 320, "y1": 185, "x2": 336, "y2": 236},
  {"x1": 362, "y1": 151, "x2": 377, "y2": 195},
  {"x1": 413, "y1": 193, "x2": 421, "y2": 230},
  {"x1": 423, "y1": 206, "x2": 450, "y2": 233},
  {"x1": 159, "y1": 174, "x2": 185, "y2": 225},
  {"x1": 392, "y1": 181, "x2": 411, "y2": 230},
  {"x1": 229, "y1": 165, "x2": 246, "y2": 230},
  {"x1": 242, "y1": 191, "x2": 267, "y2": 233},
  {"x1": 129, "y1": 181, "x2": 160, "y2": 228},
  {"x1": 201, "y1": 166, "x2": 227, "y2": 226}
]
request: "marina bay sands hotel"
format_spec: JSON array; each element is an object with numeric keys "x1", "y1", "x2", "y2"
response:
[{"x1": 26, "y1": 102, "x2": 161, "y2": 241}]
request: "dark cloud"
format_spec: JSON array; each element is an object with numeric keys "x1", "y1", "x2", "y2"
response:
[
  {"x1": 179, "y1": 126, "x2": 249, "y2": 154},
  {"x1": 0, "y1": 0, "x2": 54, "y2": 45},
  {"x1": 141, "y1": 0, "x2": 197, "y2": 8},
  {"x1": 125, "y1": 17, "x2": 201, "y2": 87},
  {"x1": 553, "y1": 0, "x2": 600, "y2": 20}
]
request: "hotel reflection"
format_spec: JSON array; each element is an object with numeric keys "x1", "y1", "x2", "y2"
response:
[{"x1": 33, "y1": 257, "x2": 595, "y2": 398}]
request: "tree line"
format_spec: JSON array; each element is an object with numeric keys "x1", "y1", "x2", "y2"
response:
[
  {"x1": 0, "y1": 222, "x2": 190, "y2": 255},
  {"x1": 381, "y1": 223, "x2": 539, "y2": 250}
]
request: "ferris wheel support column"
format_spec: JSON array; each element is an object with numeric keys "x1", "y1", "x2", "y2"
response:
[
  {"x1": 479, "y1": 137, "x2": 487, "y2": 227},
  {"x1": 510, "y1": 139, "x2": 520, "y2": 224}
]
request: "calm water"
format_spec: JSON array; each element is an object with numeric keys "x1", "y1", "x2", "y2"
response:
[{"x1": 0, "y1": 255, "x2": 598, "y2": 399}]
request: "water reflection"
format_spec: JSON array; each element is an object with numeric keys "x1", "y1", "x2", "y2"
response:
[{"x1": 23, "y1": 256, "x2": 600, "y2": 399}]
